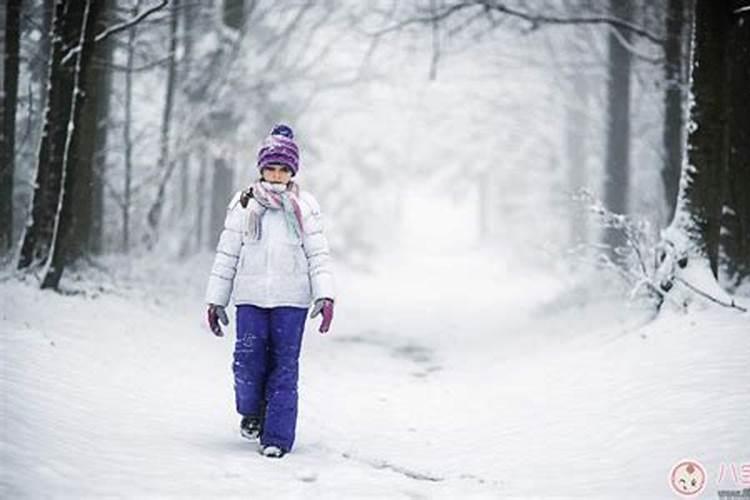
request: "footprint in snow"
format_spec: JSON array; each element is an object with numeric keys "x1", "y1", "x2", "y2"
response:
[{"x1": 295, "y1": 469, "x2": 318, "y2": 482}]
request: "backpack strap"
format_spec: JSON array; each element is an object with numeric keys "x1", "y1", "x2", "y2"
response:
[{"x1": 239, "y1": 187, "x2": 254, "y2": 208}]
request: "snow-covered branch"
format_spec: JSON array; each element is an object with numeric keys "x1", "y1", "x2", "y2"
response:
[
  {"x1": 371, "y1": 1, "x2": 664, "y2": 46},
  {"x1": 94, "y1": 0, "x2": 169, "y2": 43},
  {"x1": 61, "y1": 0, "x2": 169, "y2": 65},
  {"x1": 98, "y1": 56, "x2": 172, "y2": 73}
]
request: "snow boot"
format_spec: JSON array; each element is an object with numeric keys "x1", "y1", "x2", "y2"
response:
[
  {"x1": 260, "y1": 445, "x2": 286, "y2": 458},
  {"x1": 240, "y1": 415, "x2": 262, "y2": 440}
]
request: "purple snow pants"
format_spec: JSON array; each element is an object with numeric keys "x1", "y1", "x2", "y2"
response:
[{"x1": 233, "y1": 304, "x2": 308, "y2": 452}]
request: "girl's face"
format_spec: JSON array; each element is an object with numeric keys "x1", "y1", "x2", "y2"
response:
[{"x1": 261, "y1": 164, "x2": 292, "y2": 184}]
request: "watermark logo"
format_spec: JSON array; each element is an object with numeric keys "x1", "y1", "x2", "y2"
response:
[
  {"x1": 717, "y1": 463, "x2": 750, "y2": 487},
  {"x1": 716, "y1": 462, "x2": 750, "y2": 499},
  {"x1": 670, "y1": 459, "x2": 707, "y2": 496}
]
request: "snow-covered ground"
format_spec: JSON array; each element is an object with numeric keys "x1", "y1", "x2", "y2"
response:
[{"x1": 1, "y1": 245, "x2": 748, "y2": 499}]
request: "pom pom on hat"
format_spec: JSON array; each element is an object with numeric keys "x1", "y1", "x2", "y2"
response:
[{"x1": 270, "y1": 124, "x2": 294, "y2": 139}]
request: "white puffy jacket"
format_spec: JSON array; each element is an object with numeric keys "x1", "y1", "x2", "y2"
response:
[{"x1": 205, "y1": 189, "x2": 335, "y2": 308}]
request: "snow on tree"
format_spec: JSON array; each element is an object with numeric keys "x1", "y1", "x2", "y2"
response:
[{"x1": 655, "y1": 0, "x2": 749, "y2": 311}]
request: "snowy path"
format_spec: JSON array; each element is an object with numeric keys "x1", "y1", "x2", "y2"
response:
[{"x1": 2, "y1": 249, "x2": 748, "y2": 498}]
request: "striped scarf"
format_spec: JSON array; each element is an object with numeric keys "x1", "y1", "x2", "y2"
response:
[{"x1": 245, "y1": 180, "x2": 304, "y2": 241}]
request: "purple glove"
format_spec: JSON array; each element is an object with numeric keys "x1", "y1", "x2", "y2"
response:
[
  {"x1": 207, "y1": 304, "x2": 229, "y2": 337},
  {"x1": 310, "y1": 298, "x2": 334, "y2": 334}
]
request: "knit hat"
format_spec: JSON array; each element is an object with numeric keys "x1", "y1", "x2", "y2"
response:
[{"x1": 257, "y1": 124, "x2": 300, "y2": 176}]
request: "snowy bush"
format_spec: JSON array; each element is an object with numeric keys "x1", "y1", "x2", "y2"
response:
[
  {"x1": 570, "y1": 189, "x2": 747, "y2": 314},
  {"x1": 569, "y1": 189, "x2": 679, "y2": 311}
]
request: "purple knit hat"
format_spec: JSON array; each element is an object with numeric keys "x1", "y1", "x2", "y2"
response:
[{"x1": 257, "y1": 124, "x2": 300, "y2": 176}]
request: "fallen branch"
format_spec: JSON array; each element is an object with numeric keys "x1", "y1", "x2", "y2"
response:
[{"x1": 675, "y1": 277, "x2": 748, "y2": 312}]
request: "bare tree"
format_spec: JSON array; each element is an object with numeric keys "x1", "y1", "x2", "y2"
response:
[
  {"x1": 18, "y1": 0, "x2": 74, "y2": 271},
  {"x1": 89, "y1": 0, "x2": 116, "y2": 254},
  {"x1": 720, "y1": 0, "x2": 750, "y2": 286},
  {"x1": 1, "y1": 0, "x2": 22, "y2": 254},
  {"x1": 40, "y1": 0, "x2": 104, "y2": 288},
  {"x1": 565, "y1": 63, "x2": 591, "y2": 247},
  {"x1": 661, "y1": 0, "x2": 689, "y2": 224},
  {"x1": 179, "y1": 0, "x2": 195, "y2": 214},
  {"x1": 38, "y1": 0, "x2": 54, "y2": 118},
  {"x1": 602, "y1": 0, "x2": 633, "y2": 263},
  {"x1": 674, "y1": 0, "x2": 728, "y2": 275},
  {"x1": 195, "y1": 146, "x2": 207, "y2": 251},
  {"x1": 70, "y1": 0, "x2": 115, "y2": 259},
  {"x1": 121, "y1": 0, "x2": 140, "y2": 253},
  {"x1": 146, "y1": 0, "x2": 180, "y2": 243},
  {"x1": 209, "y1": 157, "x2": 234, "y2": 247},
  {"x1": 657, "y1": 0, "x2": 750, "y2": 306}
]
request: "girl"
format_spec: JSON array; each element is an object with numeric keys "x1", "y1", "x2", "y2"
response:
[{"x1": 204, "y1": 124, "x2": 335, "y2": 458}]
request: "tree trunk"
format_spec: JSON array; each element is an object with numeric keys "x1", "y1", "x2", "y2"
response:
[
  {"x1": 1, "y1": 0, "x2": 22, "y2": 253},
  {"x1": 122, "y1": 1, "x2": 139, "y2": 253},
  {"x1": 41, "y1": 0, "x2": 104, "y2": 288},
  {"x1": 179, "y1": 0, "x2": 194, "y2": 215},
  {"x1": 657, "y1": 0, "x2": 738, "y2": 305},
  {"x1": 38, "y1": 1, "x2": 54, "y2": 109},
  {"x1": 720, "y1": 1, "x2": 750, "y2": 285},
  {"x1": 146, "y1": 0, "x2": 179, "y2": 241},
  {"x1": 661, "y1": 0, "x2": 688, "y2": 225},
  {"x1": 90, "y1": 0, "x2": 115, "y2": 254},
  {"x1": 566, "y1": 71, "x2": 589, "y2": 247},
  {"x1": 195, "y1": 147, "x2": 207, "y2": 251},
  {"x1": 21, "y1": 0, "x2": 54, "y2": 234},
  {"x1": 602, "y1": 0, "x2": 633, "y2": 262},
  {"x1": 671, "y1": 0, "x2": 730, "y2": 275},
  {"x1": 17, "y1": 0, "x2": 77, "y2": 270},
  {"x1": 70, "y1": 0, "x2": 113, "y2": 259},
  {"x1": 209, "y1": 157, "x2": 234, "y2": 248}
]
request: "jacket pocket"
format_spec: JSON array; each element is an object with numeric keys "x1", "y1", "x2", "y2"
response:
[
  {"x1": 271, "y1": 242, "x2": 307, "y2": 274},
  {"x1": 239, "y1": 241, "x2": 265, "y2": 274}
]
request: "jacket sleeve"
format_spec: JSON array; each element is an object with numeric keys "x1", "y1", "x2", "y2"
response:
[
  {"x1": 301, "y1": 192, "x2": 336, "y2": 302},
  {"x1": 205, "y1": 192, "x2": 245, "y2": 307}
]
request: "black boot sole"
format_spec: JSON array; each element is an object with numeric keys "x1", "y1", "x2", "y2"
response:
[{"x1": 240, "y1": 427, "x2": 261, "y2": 441}]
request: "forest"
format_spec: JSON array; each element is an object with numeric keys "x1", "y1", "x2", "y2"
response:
[{"x1": 1, "y1": 0, "x2": 748, "y2": 297}]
